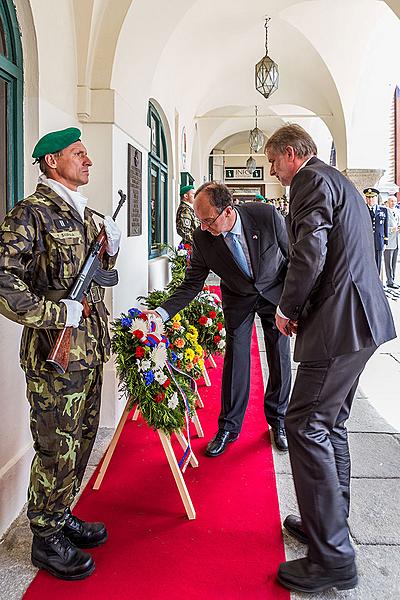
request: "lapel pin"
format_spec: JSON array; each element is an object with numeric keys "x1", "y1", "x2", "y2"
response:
[{"x1": 253, "y1": 235, "x2": 258, "y2": 239}]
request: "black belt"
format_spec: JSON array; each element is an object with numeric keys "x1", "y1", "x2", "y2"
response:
[{"x1": 42, "y1": 284, "x2": 103, "y2": 305}]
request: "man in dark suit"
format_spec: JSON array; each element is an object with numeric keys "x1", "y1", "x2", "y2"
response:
[
  {"x1": 266, "y1": 124, "x2": 396, "y2": 594},
  {"x1": 363, "y1": 187, "x2": 389, "y2": 275},
  {"x1": 152, "y1": 182, "x2": 292, "y2": 456}
]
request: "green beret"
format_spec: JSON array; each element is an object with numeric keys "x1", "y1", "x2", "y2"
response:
[
  {"x1": 32, "y1": 127, "x2": 81, "y2": 159},
  {"x1": 180, "y1": 184, "x2": 194, "y2": 196},
  {"x1": 255, "y1": 194, "x2": 265, "y2": 201},
  {"x1": 363, "y1": 187, "x2": 379, "y2": 197}
]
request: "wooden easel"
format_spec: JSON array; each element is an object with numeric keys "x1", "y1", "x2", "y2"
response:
[{"x1": 93, "y1": 397, "x2": 201, "y2": 520}]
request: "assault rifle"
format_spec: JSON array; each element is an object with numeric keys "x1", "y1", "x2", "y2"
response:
[{"x1": 46, "y1": 189, "x2": 126, "y2": 374}]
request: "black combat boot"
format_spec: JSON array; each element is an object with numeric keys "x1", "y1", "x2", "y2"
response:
[
  {"x1": 63, "y1": 509, "x2": 108, "y2": 548},
  {"x1": 31, "y1": 530, "x2": 95, "y2": 580}
]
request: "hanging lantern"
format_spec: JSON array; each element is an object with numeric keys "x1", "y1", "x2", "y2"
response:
[
  {"x1": 246, "y1": 155, "x2": 257, "y2": 174},
  {"x1": 255, "y1": 17, "x2": 279, "y2": 100},
  {"x1": 249, "y1": 105, "x2": 265, "y2": 152}
]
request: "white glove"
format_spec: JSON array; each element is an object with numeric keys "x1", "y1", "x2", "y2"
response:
[
  {"x1": 104, "y1": 215, "x2": 122, "y2": 256},
  {"x1": 60, "y1": 299, "x2": 84, "y2": 328}
]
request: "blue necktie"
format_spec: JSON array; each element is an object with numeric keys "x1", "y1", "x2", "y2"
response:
[{"x1": 227, "y1": 231, "x2": 251, "y2": 278}]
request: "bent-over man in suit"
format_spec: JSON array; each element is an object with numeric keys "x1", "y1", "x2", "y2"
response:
[
  {"x1": 266, "y1": 124, "x2": 396, "y2": 594},
  {"x1": 149, "y1": 182, "x2": 292, "y2": 456}
]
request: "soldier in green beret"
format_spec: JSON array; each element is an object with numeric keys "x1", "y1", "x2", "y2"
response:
[
  {"x1": 0, "y1": 127, "x2": 121, "y2": 580},
  {"x1": 176, "y1": 184, "x2": 199, "y2": 244}
]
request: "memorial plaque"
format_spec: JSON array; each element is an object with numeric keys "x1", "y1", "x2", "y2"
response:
[{"x1": 127, "y1": 144, "x2": 142, "y2": 236}]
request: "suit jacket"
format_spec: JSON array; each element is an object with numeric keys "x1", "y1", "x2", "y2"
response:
[
  {"x1": 161, "y1": 203, "x2": 288, "y2": 328},
  {"x1": 368, "y1": 205, "x2": 389, "y2": 252},
  {"x1": 279, "y1": 157, "x2": 396, "y2": 362}
]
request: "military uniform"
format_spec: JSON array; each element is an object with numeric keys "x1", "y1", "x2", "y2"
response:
[
  {"x1": 0, "y1": 183, "x2": 114, "y2": 536},
  {"x1": 363, "y1": 189, "x2": 389, "y2": 274},
  {"x1": 176, "y1": 199, "x2": 198, "y2": 244}
]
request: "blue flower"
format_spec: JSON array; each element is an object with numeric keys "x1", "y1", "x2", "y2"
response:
[
  {"x1": 178, "y1": 242, "x2": 184, "y2": 250},
  {"x1": 121, "y1": 317, "x2": 132, "y2": 327},
  {"x1": 144, "y1": 370, "x2": 155, "y2": 386},
  {"x1": 171, "y1": 351, "x2": 177, "y2": 363},
  {"x1": 128, "y1": 307, "x2": 141, "y2": 318}
]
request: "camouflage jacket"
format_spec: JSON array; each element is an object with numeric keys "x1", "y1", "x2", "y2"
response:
[
  {"x1": 176, "y1": 200, "x2": 198, "y2": 244},
  {"x1": 0, "y1": 184, "x2": 116, "y2": 372}
]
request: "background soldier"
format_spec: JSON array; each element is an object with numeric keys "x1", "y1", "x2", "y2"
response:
[
  {"x1": 363, "y1": 187, "x2": 389, "y2": 275},
  {"x1": 0, "y1": 127, "x2": 121, "y2": 580},
  {"x1": 176, "y1": 184, "x2": 199, "y2": 244}
]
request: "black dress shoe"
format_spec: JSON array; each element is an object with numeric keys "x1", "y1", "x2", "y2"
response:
[
  {"x1": 63, "y1": 510, "x2": 108, "y2": 548},
  {"x1": 388, "y1": 283, "x2": 400, "y2": 289},
  {"x1": 205, "y1": 430, "x2": 239, "y2": 457},
  {"x1": 277, "y1": 557, "x2": 358, "y2": 593},
  {"x1": 283, "y1": 514, "x2": 308, "y2": 544},
  {"x1": 270, "y1": 426, "x2": 288, "y2": 451},
  {"x1": 31, "y1": 531, "x2": 95, "y2": 580}
]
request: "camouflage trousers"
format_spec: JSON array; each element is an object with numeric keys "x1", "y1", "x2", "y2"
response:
[{"x1": 25, "y1": 365, "x2": 103, "y2": 537}]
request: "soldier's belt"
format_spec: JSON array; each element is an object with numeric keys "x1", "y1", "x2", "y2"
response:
[{"x1": 43, "y1": 285, "x2": 103, "y2": 305}]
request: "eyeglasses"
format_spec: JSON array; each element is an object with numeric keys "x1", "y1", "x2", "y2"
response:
[{"x1": 198, "y1": 210, "x2": 224, "y2": 227}]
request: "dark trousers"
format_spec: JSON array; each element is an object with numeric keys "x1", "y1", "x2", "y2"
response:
[
  {"x1": 285, "y1": 346, "x2": 376, "y2": 567},
  {"x1": 218, "y1": 297, "x2": 291, "y2": 433},
  {"x1": 26, "y1": 365, "x2": 103, "y2": 536},
  {"x1": 374, "y1": 245, "x2": 383, "y2": 275},
  {"x1": 384, "y1": 247, "x2": 398, "y2": 285}
]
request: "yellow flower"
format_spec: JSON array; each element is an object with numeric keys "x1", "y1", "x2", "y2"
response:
[
  {"x1": 195, "y1": 344, "x2": 203, "y2": 356},
  {"x1": 188, "y1": 325, "x2": 198, "y2": 339},
  {"x1": 172, "y1": 313, "x2": 182, "y2": 322},
  {"x1": 185, "y1": 348, "x2": 195, "y2": 361},
  {"x1": 198, "y1": 358, "x2": 204, "y2": 369}
]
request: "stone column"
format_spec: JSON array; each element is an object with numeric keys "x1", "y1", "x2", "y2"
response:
[{"x1": 341, "y1": 168, "x2": 384, "y2": 195}]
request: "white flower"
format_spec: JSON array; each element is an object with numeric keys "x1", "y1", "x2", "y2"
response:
[
  {"x1": 177, "y1": 249, "x2": 186, "y2": 256},
  {"x1": 154, "y1": 369, "x2": 168, "y2": 384},
  {"x1": 205, "y1": 318, "x2": 213, "y2": 327},
  {"x1": 168, "y1": 392, "x2": 179, "y2": 409},
  {"x1": 130, "y1": 318, "x2": 148, "y2": 338},
  {"x1": 218, "y1": 340, "x2": 226, "y2": 349},
  {"x1": 150, "y1": 343, "x2": 167, "y2": 370},
  {"x1": 220, "y1": 328, "x2": 226, "y2": 336},
  {"x1": 138, "y1": 359, "x2": 151, "y2": 372}
]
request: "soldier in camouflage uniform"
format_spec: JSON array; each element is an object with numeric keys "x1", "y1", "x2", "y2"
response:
[
  {"x1": 0, "y1": 127, "x2": 121, "y2": 580},
  {"x1": 176, "y1": 184, "x2": 199, "y2": 244}
]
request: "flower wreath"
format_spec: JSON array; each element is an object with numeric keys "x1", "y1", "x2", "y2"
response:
[{"x1": 112, "y1": 308, "x2": 196, "y2": 435}]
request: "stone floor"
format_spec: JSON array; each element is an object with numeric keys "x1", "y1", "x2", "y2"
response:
[{"x1": 1, "y1": 292, "x2": 399, "y2": 599}]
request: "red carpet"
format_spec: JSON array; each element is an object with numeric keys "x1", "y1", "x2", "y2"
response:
[{"x1": 24, "y1": 328, "x2": 289, "y2": 599}]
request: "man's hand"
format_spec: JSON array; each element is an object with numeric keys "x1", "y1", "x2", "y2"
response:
[
  {"x1": 275, "y1": 313, "x2": 298, "y2": 337},
  {"x1": 60, "y1": 299, "x2": 84, "y2": 328},
  {"x1": 104, "y1": 215, "x2": 122, "y2": 256}
]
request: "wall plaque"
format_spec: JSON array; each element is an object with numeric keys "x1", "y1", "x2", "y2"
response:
[{"x1": 127, "y1": 144, "x2": 142, "y2": 236}]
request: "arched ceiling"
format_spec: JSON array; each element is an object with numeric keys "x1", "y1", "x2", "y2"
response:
[{"x1": 72, "y1": 0, "x2": 400, "y2": 171}]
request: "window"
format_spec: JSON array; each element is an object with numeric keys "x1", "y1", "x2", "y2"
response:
[
  {"x1": 148, "y1": 103, "x2": 168, "y2": 258},
  {"x1": 0, "y1": 0, "x2": 23, "y2": 223}
]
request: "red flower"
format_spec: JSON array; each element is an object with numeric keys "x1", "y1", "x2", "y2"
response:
[
  {"x1": 198, "y1": 316, "x2": 208, "y2": 325},
  {"x1": 154, "y1": 392, "x2": 165, "y2": 403},
  {"x1": 217, "y1": 322, "x2": 223, "y2": 331},
  {"x1": 209, "y1": 310, "x2": 217, "y2": 319},
  {"x1": 162, "y1": 378, "x2": 171, "y2": 389},
  {"x1": 184, "y1": 243, "x2": 191, "y2": 250},
  {"x1": 133, "y1": 329, "x2": 144, "y2": 339},
  {"x1": 135, "y1": 347, "x2": 145, "y2": 358},
  {"x1": 177, "y1": 360, "x2": 181, "y2": 368},
  {"x1": 214, "y1": 335, "x2": 221, "y2": 343},
  {"x1": 139, "y1": 314, "x2": 148, "y2": 321}
]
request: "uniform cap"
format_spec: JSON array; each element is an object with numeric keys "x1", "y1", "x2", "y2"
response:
[
  {"x1": 180, "y1": 184, "x2": 194, "y2": 196},
  {"x1": 255, "y1": 194, "x2": 265, "y2": 201},
  {"x1": 363, "y1": 188, "x2": 379, "y2": 197},
  {"x1": 32, "y1": 127, "x2": 81, "y2": 159}
]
